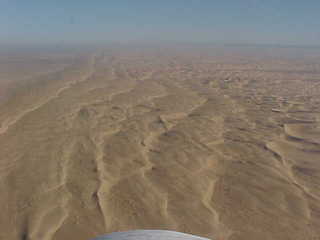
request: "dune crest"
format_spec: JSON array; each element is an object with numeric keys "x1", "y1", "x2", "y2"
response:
[{"x1": 0, "y1": 47, "x2": 319, "y2": 240}]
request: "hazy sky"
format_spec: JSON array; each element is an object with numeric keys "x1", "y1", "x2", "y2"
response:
[{"x1": 1, "y1": 0, "x2": 319, "y2": 45}]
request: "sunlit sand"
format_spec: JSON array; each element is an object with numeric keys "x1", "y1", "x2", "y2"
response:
[{"x1": 0, "y1": 46, "x2": 319, "y2": 240}]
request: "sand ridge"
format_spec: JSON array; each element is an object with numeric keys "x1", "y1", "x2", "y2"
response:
[{"x1": 0, "y1": 47, "x2": 319, "y2": 240}]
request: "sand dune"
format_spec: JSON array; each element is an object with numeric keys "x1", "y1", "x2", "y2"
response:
[{"x1": 0, "y1": 46, "x2": 319, "y2": 240}]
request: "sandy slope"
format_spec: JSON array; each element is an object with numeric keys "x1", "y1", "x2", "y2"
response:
[{"x1": 0, "y1": 47, "x2": 319, "y2": 240}]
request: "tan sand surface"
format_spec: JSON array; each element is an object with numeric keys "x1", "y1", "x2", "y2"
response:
[{"x1": 0, "y1": 46, "x2": 319, "y2": 240}]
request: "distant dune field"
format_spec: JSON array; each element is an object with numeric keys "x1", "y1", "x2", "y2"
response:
[
  {"x1": 0, "y1": 46, "x2": 319, "y2": 240},
  {"x1": 0, "y1": 52, "x2": 74, "y2": 104}
]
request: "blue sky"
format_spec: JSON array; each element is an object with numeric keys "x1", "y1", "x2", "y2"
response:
[{"x1": 0, "y1": 0, "x2": 319, "y2": 45}]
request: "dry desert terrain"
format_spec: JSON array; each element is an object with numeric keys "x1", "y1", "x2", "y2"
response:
[{"x1": 0, "y1": 46, "x2": 320, "y2": 240}]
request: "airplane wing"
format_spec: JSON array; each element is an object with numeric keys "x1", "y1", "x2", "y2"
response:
[{"x1": 92, "y1": 230, "x2": 211, "y2": 240}]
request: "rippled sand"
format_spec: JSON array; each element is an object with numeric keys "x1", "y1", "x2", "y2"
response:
[{"x1": 0, "y1": 46, "x2": 319, "y2": 240}]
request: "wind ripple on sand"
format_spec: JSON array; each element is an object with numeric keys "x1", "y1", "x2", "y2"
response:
[{"x1": 1, "y1": 51, "x2": 320, "y2": 240}]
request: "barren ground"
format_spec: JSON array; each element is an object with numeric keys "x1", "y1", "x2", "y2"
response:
[{"x1": 0, "y1": 46, "x2": 319, "y2": 240}]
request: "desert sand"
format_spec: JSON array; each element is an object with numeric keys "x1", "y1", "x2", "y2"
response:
[{"x1": 0, "y1": 46, "x2": 319, "y2": 240}]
